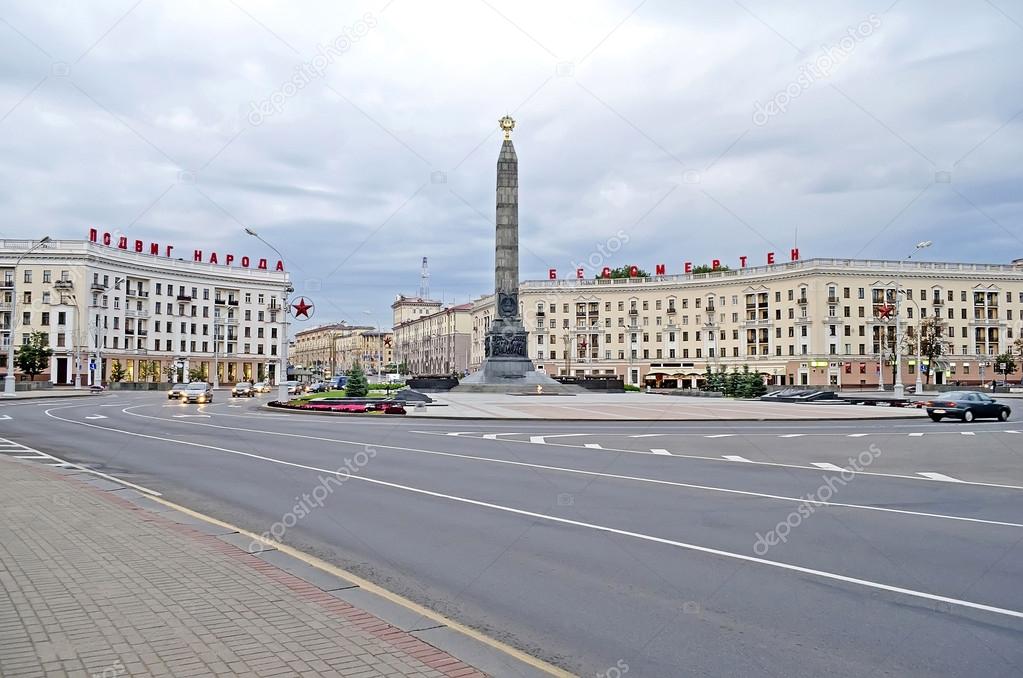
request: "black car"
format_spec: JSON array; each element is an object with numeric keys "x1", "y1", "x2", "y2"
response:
[{"x1": 923, "y1": 391, "x2": 1011, "y2": 422}]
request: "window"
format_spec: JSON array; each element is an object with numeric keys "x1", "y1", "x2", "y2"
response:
[{"x1": 23, "y1": 270, "x2": 31, "y2": 283}]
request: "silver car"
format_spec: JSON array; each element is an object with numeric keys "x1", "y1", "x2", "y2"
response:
[
  {"x1": 167, "y1": 383, "x2": 188, "y2": 400},
  {"x1": 181, "y1": 382, "x2": 213, "y2": 404}
]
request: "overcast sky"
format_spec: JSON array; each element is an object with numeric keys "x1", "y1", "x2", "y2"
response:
[{"x1": 1, "y1": 0, "x2": 1021, "y2": 326}]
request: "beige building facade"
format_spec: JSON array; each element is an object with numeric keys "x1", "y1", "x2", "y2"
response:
[
  {"x1": 468, "y1": 257, "x2": 1023, "y2": 388},
  {"x1": 391, "y1": 296, "x2": 472, "y2": 376},
  {"x1": 1, "y1": 238, "x2": 290, "y2": 386},
  {"x1": 292, "y1": 323, "x2": 393, "y2": 377}
]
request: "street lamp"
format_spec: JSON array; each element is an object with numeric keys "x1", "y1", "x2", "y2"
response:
[
  {"x1": 3, "y1": 237, "x2": 51, "y2": 396},
  {"x1": 898, "y1": 289, "x2": 925, "y2": 395},
  {"x1": 244, "y1": 228, "x2": 292, "y2": 404},
  {"x1": 893, "y1": 240, "x2": 932, "y2": 398}
]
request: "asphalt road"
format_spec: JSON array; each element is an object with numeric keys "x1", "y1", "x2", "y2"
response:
[{"x1": 2, "y1": 392, "x2": 1022, "y2": 677}]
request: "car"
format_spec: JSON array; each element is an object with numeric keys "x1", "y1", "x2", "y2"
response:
[
  {"x1": 308, "y1": 381, "x2": 328, "y2": 393},
  {"x1": 284, "y1": 380, "x2": 302, "y2": 395},
  {"x1": 923, "y1": 391, "x2": 1011, "y2": 422},
  {"x1": 167, "y1": 383, "x2": 188, "y2": 399},
  {"x1": 252, "y1": 381, "x2": 271, "y2": 393},
  {"x1": 231, "y1": 381, "x2": 255, "y2": 398},
  {"x1": 180, "y1": 382, "x2": 213, "y2": 404}
]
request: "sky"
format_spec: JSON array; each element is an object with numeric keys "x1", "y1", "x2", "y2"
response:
[{"x1": 1, "y1": 0, "x2": 1021, "y2": 327}]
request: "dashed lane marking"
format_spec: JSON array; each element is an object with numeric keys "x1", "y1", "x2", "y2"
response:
[
  {"x1": 961, "y1": 431, "x2": 976, "y2": 436},
  {"x1": 723, "y1": 455, "x2": 753, "y2": 463},
  {"x1": 918, "y1": 472, "x2": 962, "y2": 483},
  {"x1": 705, "y1": 434, "x2": 734, "y2": 438},
  {"x1": 0, "y1": 414, "x2": 11, "y2": 420},
  {"x1": 85, "y1": 415, "x2": 108, "y2": 420},
  {"x1": 530, "y1": 436, "x2": 546, "y2": 444},
  {"x1": 778, "y1": 434, "x2": 804, "y2": 438},
  {"x1": 629, "y1": 434, "x2": 661, "y2": 438},
  {"x1": 812, "y1": 463, "x2": 846, "y2": 471},
  {"x1": 847, "y1": 433, "x2": 869, "y2": 438},
  {"x1": 584, "y1": 443, "x2": 603, "y2": 449},
  {"x1": 908, "y1": 433, "x2": 925, "y2": 437},
  {"x1": 649, "y1": 448, "x2": 672, "y2": 456}
]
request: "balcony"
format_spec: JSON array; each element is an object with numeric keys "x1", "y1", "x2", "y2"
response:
[
  {"x1": 54, "y1": 280, "x2": 74, "y2": 291},
  {"x1": 228, "y1": 299, "x2": 239, "y2": 306},
  {"x1": 176, "y1": 294, "x2": 193, "y2": 302},
  {"x1": 628, "y1": 308, "x2": 638, "y2": 315},
  {"x1": 125, "y1": 329, "x2": 135, "y2": 335},
  {"x1": 666, "y1": 306, "x2": 676, "y2": 314},
  {"x1": 137, "y1": 330, "x2": 148, "y2": 337},
  {"x1": 797, "y1": 297, "x2": 809, "y2": 305},
  {"x1": 0, "y1": 302, "x2": 11, "y2": 312},
  {"x1": 90, "y1": 282, "x2": 107, "y2": 291},
  {"x1": 932, "y1": 297, "x2": 944, "y2": 305},
  {"x1": 827, "y1": 296, "x2": 839, "y2": 304},
  {"x1": 214, "y1": 298, "x2": 226, "y2": 304}
]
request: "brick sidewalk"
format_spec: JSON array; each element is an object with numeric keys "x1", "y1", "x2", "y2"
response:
[{"x1": 0, "y1": 457, "x2": 487, "y2": 678}]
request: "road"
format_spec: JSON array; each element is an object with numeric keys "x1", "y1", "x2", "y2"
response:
[{"x1": 2, "y1": 392, "x2": 1022, "y2": 677}]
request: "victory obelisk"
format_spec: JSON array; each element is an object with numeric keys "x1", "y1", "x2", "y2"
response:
[{"x1": 457, "y1": 116, "x2": 574, "y2": 392}]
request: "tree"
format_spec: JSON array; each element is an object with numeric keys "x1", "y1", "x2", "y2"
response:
[
  {"x1": 162, "y1": 363, "x2": 179, "y2": 383},
  {"x1": 692, "y1": 264, "x2": 732, "y2": 274},
  {"x1": 596, "y1": 266, "x2": 651, "y2": 279},
  {"x1": 109, "y1": 359, "x2": 127, "y2": 383},
  {"x1": 994, "y1": 352, "x2": 1017, "y2": 384},
  {"x1": 14, "y1": 331, "x2": 53, "y2": 381},
  {"x1": 137, "y1": 361, "x2": 151, "y2": 382},
  {"x1": 904, "y1": 316, "x2": 951, "y2": 384},
  {"x1": 187, "y1": 365, "x2": 207, "y2": 382},
  {"x1": 397, "y1": 360, "x2": 410, "y2": 376},
  {"x1": 345, "y1": 362, "x2": 369, "y2": 397}
]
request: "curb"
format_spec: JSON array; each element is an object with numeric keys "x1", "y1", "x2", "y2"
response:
[
  {"x1": 0, "y1": 391, "x2": 110, "y2": 401},
  {"x1": 6, "y1": 455, "x2": 569, "y2": 678}
]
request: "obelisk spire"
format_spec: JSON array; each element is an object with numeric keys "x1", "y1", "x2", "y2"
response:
[{"x1": 494, "y1": 115, "x2": 518, "y2": 313}]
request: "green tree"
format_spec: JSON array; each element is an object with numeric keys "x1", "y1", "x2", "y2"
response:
[
  {"x1": 137, "y1": 360, "x2": 151, "y2": 382},
  {"x1": 397, "y1": 360, "x2": 410, "y2": 376},
  {"x1": 345, "y1": 362, "x2": 369, "y2": 397},
  {"x1": 692, "y1": 264, "x2": 732, "y2": 274},
  {"x1": 904, "y1": 316, "x2": 950, "y2": 384},
  {"x1": 109, "y1": 359, "x2": 127, "y2": 383},
  {"x1": 162, "y1": 363, "x2": 179, "y2": 383},
  {"x1": 994, "y1": 352, "x2": 1018, "y2": 383},
  {"x1": 187, "y1": 365, "x2": 207, "y2": 382},
  {"x1": 596, "y1": 266, "x2": 651, "y2": 279},
  {"x1": 14, "y1": 331, "x2": 53, "y2": 381}
]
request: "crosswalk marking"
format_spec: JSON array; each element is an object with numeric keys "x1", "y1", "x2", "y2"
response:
[
  {"x1": 812, "y1": 462, "x2": 846, "y2": 471},
  {"x1": 649, "y1": 448, "x2": 672, "y2": 455},
  {"x1": 723, "y1": 455, "x2": 753, "y2": 463},
  {"x1": 918, "y1": 472, "x2": 962, "y2": 482}
]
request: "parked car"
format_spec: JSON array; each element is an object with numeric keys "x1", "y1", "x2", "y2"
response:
[
  {"x1": 284, "y1": 380, "x2": 302, "y2": 395},
  {"x1": 231, "y1": 381, "x2": 255, "y2": 398},
  {"x1": 308, "y1": 381, "x2": 328, "y2": 393},
  {"x1": 167, "y1": 383, "x2": 188, "y2": 400},
  {"x1": 180, "y1": 382, "x2": 214, "y2": 404},
  {"x1": 923, "y1": 391, "x2": 1011, "y2": 422}
]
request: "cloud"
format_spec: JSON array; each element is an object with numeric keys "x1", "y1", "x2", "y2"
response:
[{"x1": 0, "y1": 0, "x2": 1020, "y2": 326}]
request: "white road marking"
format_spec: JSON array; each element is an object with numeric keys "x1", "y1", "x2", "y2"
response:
[
  {"x1": 778, "y1": 434, "x2": 803, "y2": 438},
  {"x1": 584, "y1": 443, "x2": 603, "y2": 449},
  {"x1": 846, "y1": 433, "x2": 869, "y2": 438},
  {"x1": 723, "y1": 455, "x2": 753, "y2": 463},
  {"x1": 908, "y1": 432, "x2": 925, "y2": 437},
  {"x1": 446, "y1": 431, "x2": 470, "y2": 436},
  {"x1": 0, "y1": 414, "x2": 11, "y2": 420},
  {"x1": 812, "y1": 463, "x2": 846, "y2": 472},
  {"x1": 705, "y1": 434, "x2": 734, "y2": 438},
  {"x1": 173, "y1": 414, "x2": 211, "y2": 419},
  {"x1": 85, "y1": 415, "x2": 108, "y2": 420},
  {"x1": 1005, "y1": 430, "x2": 1019, "y2": 434},
  {"x1": 544, "y1": 433, "x2": 587, "y2": 439},
  {"x1": 529, "y1": 436, "x2": 546, "y2": 444},
  {"x1": 42, "y1": 404, "x2": 1023, "y2": 622},
  {"x1": 918, "y1": 472, "x2": 962, "y2": 483},
  {"x1": 960, "y1": 431, "x2": 976, "y2": 436},
  {"x1": 407, "y1": 429, "x2": 1023, "y2": 491},
  {"x1": 482, "y1": 434, "x2": 500, "y2": 440},
  {"x1": 7, "y1": 434, "x2": 161, "y2": 496},
  {"x1": 649, "y1": 448, "x2": 672, "y2": 456},
  {"x1": 629, "y1": 433, "x2": 661, "y2": 438},
  {"x1": 15, "y1": 455, "x2": 49, "y2": 459}
]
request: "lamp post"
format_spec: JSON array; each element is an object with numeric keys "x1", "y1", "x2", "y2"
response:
[
  {"x1": 899, "y1": 290, "x2": 924, "y2": 395},
  {"x1": 244, "y1": 228, "x2": 292, "y2": 404},
  {"x1": 3, "y1": 237, "x2": 51, "y2": 396},
  {"x1": 893, "y1": 240, "x2": 932, "y2": 398}
]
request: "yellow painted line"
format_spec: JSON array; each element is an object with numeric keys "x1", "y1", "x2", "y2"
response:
[{"x1": 147, "y1": 494, "x2": 575, "y2": 678}]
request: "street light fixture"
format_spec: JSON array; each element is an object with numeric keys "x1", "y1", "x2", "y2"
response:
[
  {"x1": 244, "y1": 228, "x2": 292, "y2": 404},
  {"x1": 4, "y1": 237, "x2": 51, "y2": 396},
  {"x1": 893, "y1": 240, "x2": 933, "y2": 398}
]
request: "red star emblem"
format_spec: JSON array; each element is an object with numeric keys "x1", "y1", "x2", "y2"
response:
[
  {"x1": 876, "y1": 303, "x2": 894, "y2": 320},
  {"x1": 291, "y1": 297, "x2": 314, "y2": 319}
]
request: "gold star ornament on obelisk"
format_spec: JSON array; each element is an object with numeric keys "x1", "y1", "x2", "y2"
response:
[{"x1": 499, "y1": 114, "x2": 515, "y2": 139}]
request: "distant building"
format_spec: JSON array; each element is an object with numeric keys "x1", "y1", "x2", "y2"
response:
[
  {"x1": 292, "y1": 323, "x2": 393, "y2": 377},
  {"x1": 1, "y1": 238, "x2": 289, "y2": 385},
  {"x1": 391, "y1": 296, "x2": 472, "y2": 375},
  {"x1": 467, "y1": 257, "x2": 1023, "y2": 388}
]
